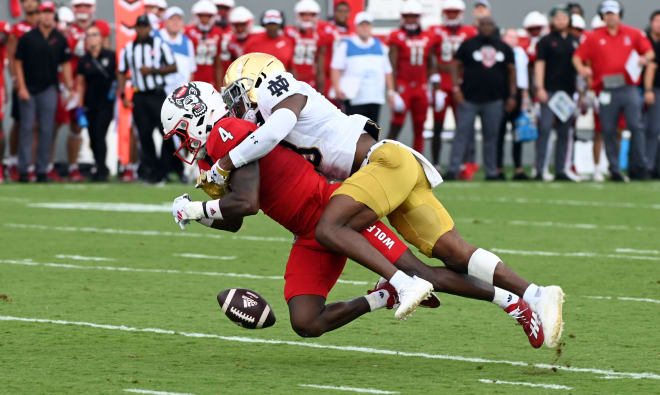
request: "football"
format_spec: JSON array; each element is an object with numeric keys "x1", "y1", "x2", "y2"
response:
[{"x1": 217, "y1": 288, "x2": 276, "y2": 329}]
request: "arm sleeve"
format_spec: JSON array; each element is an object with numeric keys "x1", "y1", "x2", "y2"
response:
[
  {"x1": 330, "y1": 40, "x2": 347, "y2": 70},
  {"x1": 228, "y1": 108, "x2": 298, "y2": 168}
]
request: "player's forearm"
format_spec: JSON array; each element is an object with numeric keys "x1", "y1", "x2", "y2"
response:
[
  {"x1": 227, "y1": 108, "x2": 297, "y2": 168},
  {"x1": 534, "y1": 60, "x2": 545, "y2": 91},
  {"x1": 209, "y1": 217, "x2": 243, "y2": 233},
  {"x1": 7, "y1": 35, "x2": 17, "y2": 78}
]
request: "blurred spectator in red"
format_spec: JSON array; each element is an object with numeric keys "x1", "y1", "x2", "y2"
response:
[
  {"x1": 71, "y1": 0, "x2": 111, "y2": 48},
  {"x1": 219, "y1": 6, "x2": 254, "y2": 79},
  {"x1": 243, "y1": 10, "x2": 294, "y2": 69},
  {"x1": 76, "y1": 25, "x2": 116, "y2": 181},
  {"x1": 15, "y1": 2, "x2": 73, "y2": 182},
  {"x1": 213, "y1": 0, "x2": 234, "y2": 32},
  {"x1": 330, "y1": 1, "x2": 352, "y2": 37},
  {"x1": 386, "y1": 0, "x2": 434, "y2": 154},
  {"x1": 429, "y1": 0, "x2": 477, "y2": 173},
  {"x1": 187, "y1": 0, "x2": 223, "y2": 89},
  {"x1": 284, "y1": 0, "x2": 331, "y2": 92},
  {"x1": 0, "y1": 20, "x2": 10, "y2": 183},
  {"x1": 6, "y1": 0, "x2": 39, "y2": 182},
  {"x1": 573, "y1": 0, "x2": 654, "y2": 181},
  {"x1": 644, "y1": 10, "x2": 660, "y2": 179}
]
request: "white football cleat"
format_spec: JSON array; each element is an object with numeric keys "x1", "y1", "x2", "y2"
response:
[
  {"x1": 394, "y1": 276, "x2": 434, "y2": 320},
  {"x1": 533, "y1": 286, "x2": 565, "y2": 348}
]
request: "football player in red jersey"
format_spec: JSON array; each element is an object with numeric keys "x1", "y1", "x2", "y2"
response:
[
  {"x1": 213, "y1": 0, "x2": 233, "y2": 32},
  {"x1": 428, "y1": 0, "x2": 477, "y2": 172},
  {"x1": 386, "y1": 0, "x2": 436, "y2": 154},
  {"x1": 284, "y1": 0, "x2": 331, "y2": 91},
  {"x1": 0, "y1": 20, "x2": 10, "y2": 183},
  {"x1": 243, "y1": 10, "x2": 294, "y2": 69},
  {"x1": 218, "y1": 6, "x2": 254, "y2": 81},
  {"x1": 187, "y1": 0, "x2": 224, "y2": 89},
  {"x1": 6, "y1": 0, "x2": 39, "y2": 182},
  {"x1": 160, "y1": 82, "x2": 546, "y2": 347},
  {"x1": 70, "y1": 0, "x2": 111, "y2": 49},
  {"x1": 520, "y1": 11, "x2": 548, "y2": 64}
]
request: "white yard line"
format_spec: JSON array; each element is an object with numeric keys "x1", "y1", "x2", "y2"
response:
[
  {"x1": 615, "y1": 248, "x2": 659, "y2": 255},
  {"x1": 5, "y1": 223, "x2": 291, "y2": 243},
  {"x1": 55, "y1": 254, "x2": 115, "y2": 262},
  {"x1": 583, "y1": 296, "x2": 660, "y2": 304},
  {"x1": 173, "y1": 253, "x2": 237, "y2": 260},
  {"x1": 0, "y1": 259, "x2": 368, "y2": 286},
  {"x1": 478, "y1": 379, "x2": 573, "y2": 390},
  {"x1": 298, "y1": 384, "x2": 399, "y2": 394},
  {"x1": 454, "y1": 218, "x2": 655, "y2": 232},
  {"x1": 444, "y1": 195, "x2": 660, "y2": 210},
  {"x1": 1, "y1": 315, "x2": 658, "y2": 380},
  {"x1": 491, "y1": 248, "x2": 660, "y2": 262},
  {"x1": 124, "y1": 389, "x2": 194, "y2": 395},
  {"x1": 28, "y1": 202, "x2": 171, "y2": 212}
]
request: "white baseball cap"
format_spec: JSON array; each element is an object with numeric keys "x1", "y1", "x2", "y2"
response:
[
  {"x1": 600, "y1": 0, "x2": 621, "y2": 15},
  {"x1": 164, "y1": 6, "x2": 183, "y2": 20},
  {"x1": 354, "y1": 11, "x2": 373, "y2": 25},
  {"x1": 262, "y1": 9, "x2": 283, "y2": 25}
]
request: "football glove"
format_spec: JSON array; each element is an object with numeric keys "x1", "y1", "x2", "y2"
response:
[
  {"x1": 208, "y1": 160, "x2": 232, "y2": 186},
  {"x1": 392, "y1": 93, "x2": 406, "y2": 113},
  {"x1": 195, "y1": 171, "x2": 229, "y2": 199},
  {"x1": 172, "y1": 193, "x2": 204, "y2": 230}
]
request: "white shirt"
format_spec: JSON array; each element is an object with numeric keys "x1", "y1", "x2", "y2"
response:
[
  {"x1": 512, "y1": 46, "x2": 529, "y2": 90},
  {"x1": 331, "y1": 36, "x2": 392, "y2": 106},
  {"x1": 156, "y1": 29, "x2": 197, "y2": 94}
]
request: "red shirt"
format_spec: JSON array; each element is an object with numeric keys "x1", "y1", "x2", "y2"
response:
[
  {"x1": 575, "y1": 24, "x2": 652, "y2": 91},
  {"x1": 243, "y1": 31, "x2": 294, "y2": 69},
  {"x1": 0, "y1": 21, "x2": 10, "y2": 87},
  {"x1": 186, "y1": 25, "x2": 224, "y2": 87},
  {"x1": 388, "y1": 28, "x2": 437, "y2": 85},
  {"x1": 429, "y1": 24, "x2": 476, "y2": 91},
  {"x1": 203, "y1": 117, "x2": 333, "y2": 236},
  {"x1": 318, "y1": 21, "x2": 340, "y2": 89},
  {"x1": 10, "y1": 20, "x2": 34, "y2": 40},
  {"x1": 518, "y1": 34, "x2": 545, "y2": 63},
  {"x1": 284, "y1": 25, "x2": 332, "y2": 87}
]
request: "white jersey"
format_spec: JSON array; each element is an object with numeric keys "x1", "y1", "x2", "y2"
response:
[{"x1": 256, "y1": 72, "x2": 369, "y2": 180}]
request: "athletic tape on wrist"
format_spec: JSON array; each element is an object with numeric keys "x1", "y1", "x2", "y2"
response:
[
  {"x1": 360, "y1": 220, "x2": 408, "y2": 264},
  {"x1": 467, "y1": 248, "x2": 500, "y2": 284},
  {"x1": 202, "y1": 199, "x2": 223, "y2": 220}
]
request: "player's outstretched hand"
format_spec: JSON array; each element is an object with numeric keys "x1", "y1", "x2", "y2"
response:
[
  {"x1": 172, "y1": 193, "x2": 192, "y2": 230},
  {"x1": 195, "y1": 171, "x2": 229, "y2": 199}
]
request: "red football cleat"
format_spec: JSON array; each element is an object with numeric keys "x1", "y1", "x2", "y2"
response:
[
  {"x1": 459, "y1": 162, "x2": 480, "y2": 181},
  {"x1": 48, "y1": 169, "x2": 65, "y2": 182},
  {"x1": 505, "y1": 299, "x2": 544, "y2": 349},
  {"x1": 68, "y1": 168, "x2": 85, "y2": 182},
  {"x1": 367, "y1": 280, "x2": 399, "y2": 309},
  {"x1": 119, "y1": 168, "x2": 136, "y2": 182},
  {"x1": 9, "y1": 164, "x2": 19, "y2": 182}
]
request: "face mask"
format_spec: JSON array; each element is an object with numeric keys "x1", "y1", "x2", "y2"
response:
[{"x1": 243, "y1": 107, "x2": 259, "y2": 124}]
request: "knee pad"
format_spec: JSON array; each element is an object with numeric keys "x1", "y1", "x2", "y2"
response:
[{"x1": 467, "y1": 248, "x2": 500, "y2": 284}]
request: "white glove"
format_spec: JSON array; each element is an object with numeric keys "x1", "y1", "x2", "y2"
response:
[
  {"x1": 208, "y1": 160, "x2": 232, "y2": 186},
  {"x1": 393, "y1": 93, "x2": 406, "y2": 113},
  {"x1": 434, "y1": 90, "x2": 447, "y2": 112},
  {"x1": 172, "y1": 193, "x2": 204, "y2": 230}
]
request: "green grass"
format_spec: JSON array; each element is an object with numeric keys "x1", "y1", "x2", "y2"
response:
[{"x1": 1, "y1": 180, "x2": 659, "y2": 394}]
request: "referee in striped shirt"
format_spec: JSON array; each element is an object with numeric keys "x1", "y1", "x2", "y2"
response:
[{"x1": 117, "y1": 14, "x2": 177, "y2": 183}]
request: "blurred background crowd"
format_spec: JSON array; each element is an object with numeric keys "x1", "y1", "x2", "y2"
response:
[{"x1": 0, "y1": 0, "x2": 658, "y2": 184}]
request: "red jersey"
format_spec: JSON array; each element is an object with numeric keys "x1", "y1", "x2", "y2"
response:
[
  {"x1": 388, "y1": 29, "x2": 436, "y2": 85},
  {"x1": 10, "y1": 20, "x2": 34, "y2": 40},
  {"x1": 284, "y1": 25, "x2": 332, "y2": 87},
  {"x1": 318, "y1": 21, "x2": 340, "y2": 91},
  {"x1": 575, "y1": 24, "x2": 653, "y2": 92},
  {"x1": 243, "y1": 31, "x2": 295, "y2": 69},
  {"x1": 203, "y1": 117, "x2": 332, "y2": 236},
  {"x1": 518, "y1": 34, "x2": 544, "y2": 63},
  {"x1": 429, "y1": 24, "x2": 476, "y2": 91},
  {"x1": 0, "y1": 21, "x2": 10, "y2": 87},
  {"x1": 186, "y1": 25, "x2": 224, "y2": 87}
]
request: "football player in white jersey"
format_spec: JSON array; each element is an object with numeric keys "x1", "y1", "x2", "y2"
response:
[{"x1": 204, "y1": 53, "x2": 564, "y2": 346}]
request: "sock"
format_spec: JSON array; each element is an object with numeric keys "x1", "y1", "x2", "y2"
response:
[
  {"x1": 47, "y1": 163, "x2": 54, "y2": 172},
  {"x1": 364, "y1": 289, "x2": 390, "y2": 311},
  {"x1": 389, "y1": 270, "x2": 411, "y2": 292},
  {"x1": 68, "y1": 163, "x2": 78, "y2": 173},
  {"x1": 492, "y1": 287, "x2": 519, "y2": 309},
  {"x1": 522, "y1": 284, "x2": 542, "y2": 305}
]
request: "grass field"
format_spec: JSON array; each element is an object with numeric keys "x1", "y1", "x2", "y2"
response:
[{"x1": 1, "y1": 180, "x2": 659, "y2": 394}]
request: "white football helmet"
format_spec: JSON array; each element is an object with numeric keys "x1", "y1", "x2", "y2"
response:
[
  {"x1": 590, "y1": 15, "x2": 605, "y2": 29},
  {"x1": 442, "y1": 0, "x2": 465, "y2": 27},
  {"x1": 192, "y1": 0, "x2": 217, "y2": 16},
  {"x1": 58, "y1": 7, "x2": 75, "y2": 25},
  {"x1": 214, "y1": 0, "x2": 235, "y2": 7},
  {"x1": 400, "y1": 0, "x2": 423, "y2": 31},
  {"x1": 523, "y1": 11, "x2": 549, "y2": 29},
  {"x1": 294, "y1": 0, "x2": 320, "y2": 30},
  {"x1": 71, "y1": 0, "x2": 95, "y2": 22},
  {"x1": 229, "y1": 6, "x2": 254, "y2": 39},
  {"x1": 161, "y1": 82, "x2": 227, "y2": 164},
  {"x1": 571, "y1": 14, "x2": 586, "y2": 30}
]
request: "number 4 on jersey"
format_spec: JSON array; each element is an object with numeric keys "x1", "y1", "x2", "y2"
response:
[{"x1": 218, "y1": 126, "x2": 234, "y2": 142}]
